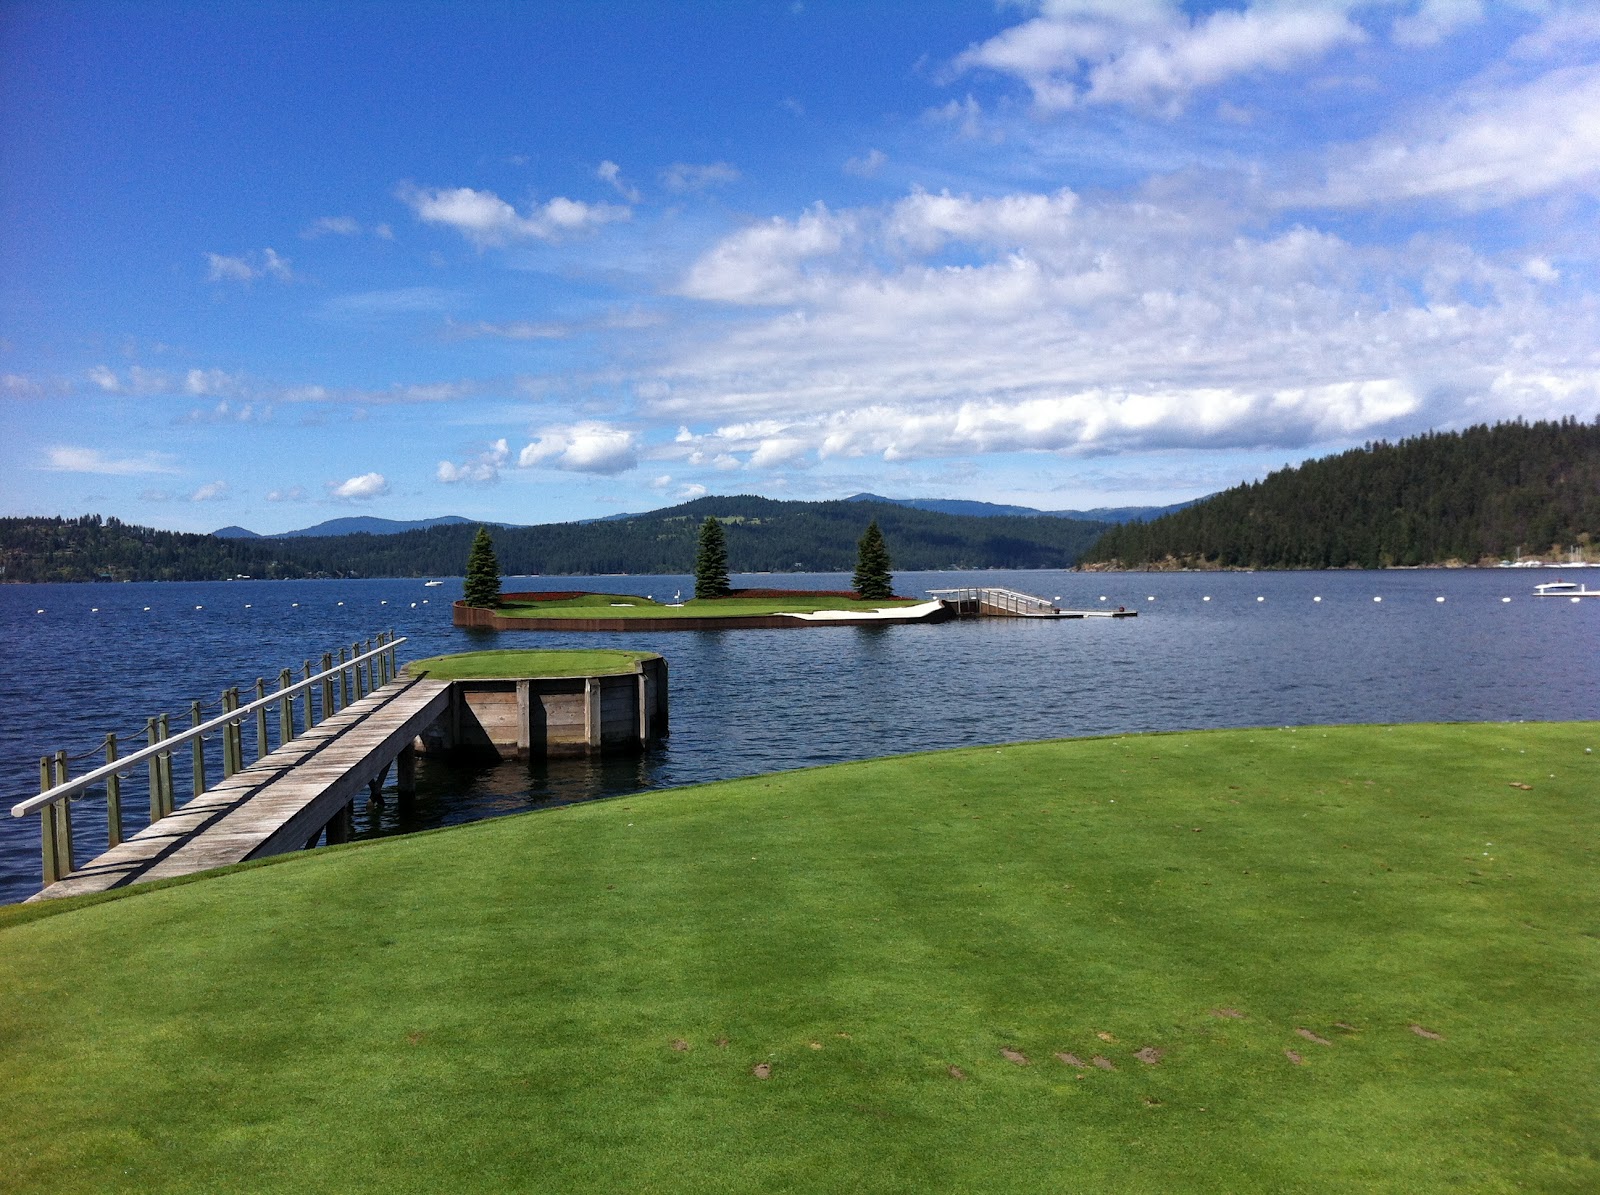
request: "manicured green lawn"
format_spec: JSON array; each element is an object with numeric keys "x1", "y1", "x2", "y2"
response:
[
  {"x1": 1, "y1": 723, "x2": 1596, "y2": 1194},
  {"x1": 496, "y1": 591, "x2": 925, "y2": 618},
  {"x1": 405, "y1": 648, "x2": 658, "y2": 680}
]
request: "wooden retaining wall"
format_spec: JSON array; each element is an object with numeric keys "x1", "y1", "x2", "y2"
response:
[{"x1": 416, "y1": 656, "x2": 667, "y2": 759}]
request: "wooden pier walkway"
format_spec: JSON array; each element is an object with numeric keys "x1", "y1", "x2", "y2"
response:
[{"x1": 31, "y1": 675, "x2": 449, "y2": 902}]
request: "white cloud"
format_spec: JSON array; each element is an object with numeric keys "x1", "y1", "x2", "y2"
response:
[
  {"x1": 184, "y1": 368, "x2": 242, "y2": 397},
  {"x1": 518, "y1": 423, "x2": 638, "y2": 475},
  {"x1": 44, "y1": 446, "x2": 181, "y2": 475},
  {"x1": 654, "y1": 183, "x2": 1600, "y2": 465},
  {"x1": 328, "y1": 472, "x2": 390, "y2": 500},
  {"x1": 303, "y1": 215, "x2": 362, "y2": 238},
  {"x1": 661, "y1": 161, "x2": 741, "y2": 193},
  {"x1": 923, "y1": 94, "x2": 992, "y2": 140},
  {"x1": 437, "y1": 439, "x2": 510, "y2": 484},
  {"x1": 844, "y1": 149, "x2": 888, "y2": 178},
  {"x1": 1314, "y1": 64, "x2": 1600, "y2": 208},
  {"x1": 88, "y1": 365, "x2": 121, "y2": 392},
  {"x1": 266, "y1": 486, "x2": 308, "y2": 503},
  {"x1": 1392, "y1": 0, "x2": 1485, "y2": 48},
  {"x1": 954, "y1": 2, "x2": 1364, "y2": 113},
  {"x1": 597, "y1": 160, "x2": 642, "y2": 203},
  {"x1": 205, "y1": 248, "x2": 293, "y2": 283},
  {"x1": 677, "y1": 203, "x2": 853, "y2": 304},
  {"x1": 189, "y1": 480, "x2": 230, "y2": 502},
  {"x1": 398, "y1": 184, "x2": 630, "y2": 247}
]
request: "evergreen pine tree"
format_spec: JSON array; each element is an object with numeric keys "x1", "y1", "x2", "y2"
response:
[
  {"x1": 852, "y1": 520, "x2": 893, "y2": 599},
  {"x1": 694, "y1": 516, "x2": 731, "y2": 598},
  {"x1": 463, "y1": 526, "x2": 501, "y2": 608}
]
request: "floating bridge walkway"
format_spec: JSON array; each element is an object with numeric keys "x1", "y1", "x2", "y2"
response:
[
  {"x1": 12, "y1": 636, "x2": 450, "y2": 902},
  {"x1": 928, "y1": 587, "x2": 1138, "y2": 619}
]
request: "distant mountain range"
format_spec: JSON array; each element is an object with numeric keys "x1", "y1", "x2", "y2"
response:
[
  {"x1": 213, "y1": 515, "x2": 491, "y2": 539},
  {"x1": 842, "y1": 493, "x2": 1201, "y2": 523},
  {"x1": 213, "y1": 496, "x2": 1193, "y2": 540}
]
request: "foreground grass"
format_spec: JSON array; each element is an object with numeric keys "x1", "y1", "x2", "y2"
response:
[
  {"x1": 405, "y1": 648, "x2": 657, "y2": 680},
  {"x1": 1, "y1": 723, "x2": 1596, "y2": 1194},
  {"x1": 497, "y1": 591, "x2": 924, "y2": 618}
]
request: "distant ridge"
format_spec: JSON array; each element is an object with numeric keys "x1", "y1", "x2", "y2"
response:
[
  {"x1": 844, "y1": 493, "x2": 1201, "y2": 524},
  {"x1": 212, "y1": 515, "x2": 494, "y2": 539}
]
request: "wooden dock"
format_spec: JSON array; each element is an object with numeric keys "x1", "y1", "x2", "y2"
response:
[
  {"x1": 30, "y1": 675, "x2": 450, "y2": 902},
  {"x1": 927, "y1": 586, "x2": 1139, "y2": 619}
]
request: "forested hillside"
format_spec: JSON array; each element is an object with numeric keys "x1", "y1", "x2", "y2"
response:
[
  {"x1": 1, "y1": 497, "x2": 1108, "y2": 583},
  {"x1": 1079, "y1": 418, "x2": 1600, "y2": 570}
]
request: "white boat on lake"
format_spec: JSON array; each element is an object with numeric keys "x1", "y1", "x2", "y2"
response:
[{"x1": 1533, "y1": 579, "x2": 1600, "y2": 598}]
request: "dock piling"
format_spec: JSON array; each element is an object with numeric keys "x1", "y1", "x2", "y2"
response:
[
  {"x1": 104, "y1": 734, "x2": 122, "y2": 848},
  {"x1": 190, "y1": 702, "x2": 206, "y2": 800}
]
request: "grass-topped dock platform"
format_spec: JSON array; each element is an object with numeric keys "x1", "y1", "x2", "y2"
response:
[
  {"x1": 454, "y1": 588, "x2": 948, "y2": 631},
  {"x1": 2, "y1": 721, "x2": 1594, "y2": 1192},
  {"x1": 405, "y1": 648, "x2": 667, "y2": 758}
]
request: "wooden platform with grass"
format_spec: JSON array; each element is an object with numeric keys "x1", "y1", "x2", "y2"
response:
[{"x1": 454, "y1": 589, "x2": 951, "y2": 631}]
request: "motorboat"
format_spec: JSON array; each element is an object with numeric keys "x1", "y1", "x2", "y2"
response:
[{"x1": 1533, "y1": 579, "x2": 1600, "y2": 597}]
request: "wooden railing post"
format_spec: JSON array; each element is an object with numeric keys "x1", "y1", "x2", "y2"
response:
[
  {"x1": 254, "y1": 680, "x2": 268, "y2": 759},
  {"x1": 322, "y1": 653, "x2": 335, "y2": 717},
  {"x1": 353, "y1": 643, "x2": 365, "y2": 699},
  {"x1": 303, "y1": 661, "x2": 315, "y2": 728},
  {"x1": 221, "y1": 692, "x2": 237, "y2": 778},
  {"x1": 147, "y1": 718, "x2": 164, "y2": 816},
  {"x1": 39, "y1": 756, "x2": 69, "y2": 885},
  {"x1": 190, "y1": 701, "x2": 207, "y2": 799},
  {"x1": 53, "y1": 753, "x2": 73, "y2": 875},
  {"x1": 278, "y1": 669, "x2": 294, "y2": 745},
  {"x1": 105, "y1": 734, "x2": 123, "y2": 848},
  {"x1": 157, "y1": 714, "x2": 174, "y2": 817}
]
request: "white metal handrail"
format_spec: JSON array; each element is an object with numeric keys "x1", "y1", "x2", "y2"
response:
[{"x1": 10, "y1": 636, "x2": 405, "y2": 818}]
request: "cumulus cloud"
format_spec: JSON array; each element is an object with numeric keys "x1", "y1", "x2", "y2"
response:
[
  {"x1": 954, "y1": 2, "x2": 1364, "y2": 113},
  {"x1": 518, "y1": 423, "x2": 638, "y2": 474},
  {"x1": 328, "y1": 472, "x2": 389, "y2": 500},
  {"x1": 1312, "y1": 64, "x2": 1600, "y2": 208},
  {"x1": 302, "y1": 215, "x2": 362, "y2": 238},
  {"x1": 205, "y1": 248, "x2": 293, "y2": 283},
  {"x1": 677, "y1": 203, "x2": 853, "y2": 304},
  {"x1": 844, "y1": 148, "x2": 888, "y2": 178},
  {"x1": 597, "y1": 160, "x2": 642, "y2": 203},
  {"x1": 655, "y1": 182, "x2": 1600, "y2": 466},
  {"x1": 437, "y1": 438, "x2": 510, "y2": 484},
  {"x1": 1392, "y1": 0, "x2": 1486, "y2": 48},
  {"x1": 398, "y1": 184, "x2": 630, "y2": 247},
  {"x1": 44, "y1": 446, "x2": 181, "y2": 475},
  {"x1": 661, "y1": 161, "x2": 741, "y2": 193},
  {"x1": 189, "y1": 480, "x2": 230, "y2": 502}
]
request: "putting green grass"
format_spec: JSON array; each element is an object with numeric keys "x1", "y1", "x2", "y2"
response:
[
  {"x1": 404, "y1": 648, "x2": 657, "y2": 680},
  {"x1": 2, "y1": 723, "x2": 1596, "y2": 1194},
  {"x1": 496, "y1": 590, "x2": 924, "y2": 618}
]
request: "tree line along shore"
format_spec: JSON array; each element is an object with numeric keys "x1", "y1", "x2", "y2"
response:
[{"x1": 4, "y1": 417, "x2": 1595, "y2": 582}]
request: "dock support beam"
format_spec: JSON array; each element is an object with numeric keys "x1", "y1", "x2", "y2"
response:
[{"x1": 396, "y1": 745, "x2": 416, "y2": 799}]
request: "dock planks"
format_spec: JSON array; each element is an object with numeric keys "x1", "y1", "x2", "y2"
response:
[{"x1": 31, "y1": 675, "x2": 450, "y2": 902}]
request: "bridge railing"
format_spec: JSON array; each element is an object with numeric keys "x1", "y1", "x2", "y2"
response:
[{"x1": 10, "y1": 633, "x2": 405, "y2": 888}]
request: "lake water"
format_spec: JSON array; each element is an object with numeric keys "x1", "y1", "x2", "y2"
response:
[{"x1": 1, "y1": 568, "x2": 1595, "y2": 905}]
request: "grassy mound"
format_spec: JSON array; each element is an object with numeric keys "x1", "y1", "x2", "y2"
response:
[
  {"x1": 495, "y1": 589, "x2": 924, "y2": 619},
  {"x1": 405, "y1": 648, "x2": 657, "y2": 680},
  {"x1": 2, "y1": 723, "x2": 1596, "y2": 1193}
]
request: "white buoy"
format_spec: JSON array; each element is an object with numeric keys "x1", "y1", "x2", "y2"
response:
[
  {"x1": 1203, "y1": 595, "x2": 1211, "y2": 601},
  {"x1": 1099, "y1": 596, "x2": 1107, "y2": 601},
  {"x1": 381, "y1": 600, "x2": 387, "y2": 605},
  {"x1": 410, "y1": 602, "x2": 417, "y2": 608},
  {"x1": 244, "y1": 604, "x2": 251, "y2": 609},
  {"x1": 144, "y1": 606, "x2": 151, "y2": 611},
  {"x1": 35, "y1": 609, "x2": 44, "y2": 614},
  {"x1": 1501, "y1": 597, "x2": 1511, "y2": 603},
  {"x1": 1573, "y1": 596, "x2": 1582, "y2": 603},
  {"x1": 1256, "y1": 596, "x2": 1265, "y2": 603},
  {"x1": 1373, "y1": 596, "x2": 1382, "y2": 603},
  {"x1": 1313, "y1": 596, "x2": 1322, "y2": 603},
  {"x1": 1435, "y1": 596, "x2": 1445, "y2": 603},
  {"x1": 292, "y1": 602, "x2": 299, "y2": 608},
  {"x1": 91, "y1": 607, "x2": 99, "y2": 613},
  {"x1": 422, "y1": 599, "x2": 428, "y2": 604},
  {"x1": 195, "y1": 605, "x2": 203, "y2": 610},
  {"x1": 337, "y1": 601, "x2": 344, "y2": 606},
  {"x1": 1147, "y1": 595, "x2": 1155, "y2": 601}
]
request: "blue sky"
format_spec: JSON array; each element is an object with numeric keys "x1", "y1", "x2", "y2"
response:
[{"x1": 4, "y1": 1, "x2": 1599, "y2": 532}]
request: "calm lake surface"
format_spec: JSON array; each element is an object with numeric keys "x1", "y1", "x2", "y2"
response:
[{"x1": 2, "y1": 568, "x2": 1595, "y2": 904}]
